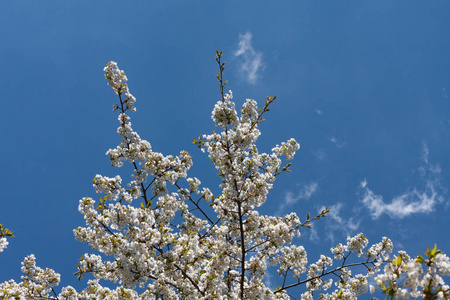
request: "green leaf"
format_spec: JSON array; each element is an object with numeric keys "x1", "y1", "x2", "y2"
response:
[
  {"x1": 430, "y1": 243, "x2": 437, "y2": 256},
  {"x1": 416, "y1": 254, "x2": 424, "y2": 264},
  {"x1": 393, "y1": 255, "x2": 402, "y2": 266}
]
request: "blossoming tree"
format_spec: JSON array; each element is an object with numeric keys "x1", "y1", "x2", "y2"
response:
[{"x1": 1, "y1": 52, "x2": 449, "y2": 299}]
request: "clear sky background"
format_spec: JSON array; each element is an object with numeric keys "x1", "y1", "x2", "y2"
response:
[{"x1": 1, "y1": 0, "x2": 450, "y2": 295}]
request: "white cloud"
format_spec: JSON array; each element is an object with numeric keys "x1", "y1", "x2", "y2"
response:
[
  {"x1": 327, "y1": 203, "x2": 360, "y2": 232},
  {"x1": 360, "y1": 179, "x2": 443, "y2": 219},
  {"x1": 285, "y1": 182, "x2": 318, "y2": 205},
  {"x1": 234, "y1": 32, "x2": 265, "y2": 84},
  {"x1": 315, "y1": 109, "x2": 323, "y2": 115},
  {"x1": 422, "y1": 142, "x2": 429, "y2": 164},
  {"x1": 319, "y1": 203, "x2": 360, "y2": 243},
  {"x1": 359, "y1": 144, "x2": 445, "y2": 219},
  {"x1": 278, "y1": 182, "x2": 318, "y2": 215},
  {"x1": 329, "y1": 137, "x2": 347, "y2": 149},
  {"x1": 308, "y1": 223, "x2": 319, "y2": 242},
  {"x1": 312, "y1": 149, "x2": 326, "y2": 161},
  {"x1": 263, "y1": 268, "x2": 274, "y2": 289}
]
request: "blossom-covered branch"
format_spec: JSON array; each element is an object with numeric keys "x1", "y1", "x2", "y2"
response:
[{"x1": 0, "y1": 224, "x2": 13, "y2": 253}]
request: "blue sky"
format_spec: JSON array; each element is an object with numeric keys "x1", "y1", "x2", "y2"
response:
[{"x1": 1, "y1": 0, "x2": 450, "y2": 295}]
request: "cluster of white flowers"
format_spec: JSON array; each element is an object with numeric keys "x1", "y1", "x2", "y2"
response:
[
  {"x1": 0, "y1": 254, "x2": 67, "y2": 299},
  {"x1": 104, "y1": 61, "x2": 136, "y2": 112},
  {"x1": 371, "y1": 247, "x2": 450, "y2": 299},
  {"x1": 0, "y1": 224, "x2": 13, "y2": 253},
  {"x1": 295, "y1": 234, "x2": 379, "y2": 299},
  {"x1": 272, "y1": 138, "x2": 300, "y2": 161},
  {"x1": 275, "y1": 245, "x2": 308, "y2": 278},
  {"x1": 211, "y1": 90, "x2": 239, "y2": 129},
  {"x1": 303, "y1": 255, "x2": 334, "y2": 293},
  {"x1": 92, "y1": 174, "x2": 123, "y2": 200},
  {"x1": 437, "y1": 253, "x2": 450, "y2": 276},
  {"x1": 0, "y1": 237, "x2": 8, "y2": 252},
  {"x1": 1, "y1": 59, "x2": 449, "y2": 299},
  {"x1": 365, "y1": 236, "x2": 393, "y2": 260}
]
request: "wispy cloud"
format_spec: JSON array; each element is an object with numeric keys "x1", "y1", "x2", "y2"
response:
[
  {"x1": 234, "y1": 32, "x2": 265, "y2": 84},
  {"x1": 315, "y1": 109, "x2": 323, "y2": 115},
  {"x1": 308, "y1": 223, "x2": 319, "y2": 242},
  {"x1": 422, "y1": 142, "x2": 429, "y2": 164},
  {"x1": 312, "y1": 149, "x2": 326, "y2": 162},
  {"x1": 359, "y1": 144, "x2": 446, "y2": 219},
  {"x1": 263, "y1": 267, "x2": 274, "y2": 289},
  {"x1": 329, "y1": 137, "x2": 347, "y2": 149},
  {"x1": 318, "y1": 203, "x2": 360, "y2": 243},
  {"x1": 278, "y1": 182, "x2": 318, "y2": 215}
]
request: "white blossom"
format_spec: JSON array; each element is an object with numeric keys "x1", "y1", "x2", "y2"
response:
[{"x1": 0, "y1": 237, "x2": 8, "y2": 252}]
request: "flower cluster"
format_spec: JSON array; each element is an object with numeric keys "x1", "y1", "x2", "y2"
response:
[
  {"x1": 372, "y1": 245, "x2": 450, "y2": 299},
  {"x1": 104, "y1": 61, "x2": 136, "y2": 112},
  {"x1": 0, "y1": 237, "x2": 8, "y2": 253},
  {"x1": 0, "y1": 224, "x2": 13, "y2": 253},
  {"x1": 0, "y1": 255, "x2": 68, "y2": 299}
]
